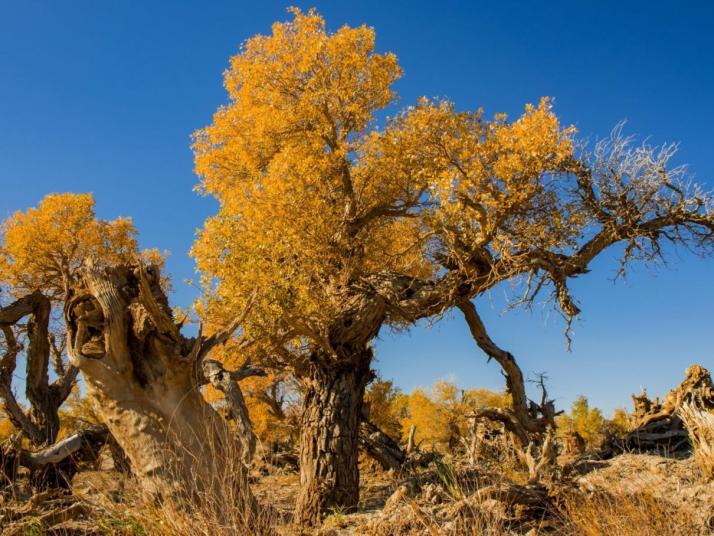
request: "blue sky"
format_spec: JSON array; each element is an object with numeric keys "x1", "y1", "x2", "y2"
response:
[{"x1": 1, "y1": 1, "x2": 712, "y2": 414}]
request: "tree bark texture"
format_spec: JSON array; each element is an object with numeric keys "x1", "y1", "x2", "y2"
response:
[{"x1": 294, "y1": 357, "x2": 371, "y2": 525}]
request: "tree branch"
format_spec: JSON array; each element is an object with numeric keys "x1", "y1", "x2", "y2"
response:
[
  {"x1": 0, "y1": 325, "x2": 44, "y2": 444},
  {"x1": 203, "y1": 358, "x2": 265, "y2": 464},
  {"x1": 458, "y1": 299, "x2": 554, "y2": 444}
]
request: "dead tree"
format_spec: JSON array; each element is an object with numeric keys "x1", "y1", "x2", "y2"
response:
[
  {"x1": 605, "y1": 364, "x2": 714, "y2": 456},
  {"x1": 0, "y1": 291, "x2": 81, "y2": 488},
  {"x1": 0, "y1": 291, "x2": 77, "y2": 446},
  {"x1": 64, "y1": 263, "x2": 263, "y2": 506}
]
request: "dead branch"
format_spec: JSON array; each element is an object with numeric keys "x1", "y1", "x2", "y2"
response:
[
  {"x1": 458, "y1": 299, "x2": 557, "y2": 445},
  {"x1": 1, "y1": 292, "x2": 78, "y2": 447},
  {"x1": 358, "y1": 420, "x2": 406, "y2": 471},
  {"x1": 603, "y1": 364, "x2": 714, "y2": 456},
  {"x1": 203, "y1": 358, "x2": 265, "y2": 464}
]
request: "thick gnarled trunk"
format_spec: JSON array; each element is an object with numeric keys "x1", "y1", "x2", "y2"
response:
[
  {"x1": 295, "y1": 358, "x2": 371, "y2": 526},
  {"x1": 80, "y1": 364, "x2": 231, "y2": 498},
  {"x1": 64, "y1": 264, "x2": 255, "y2": 509}
]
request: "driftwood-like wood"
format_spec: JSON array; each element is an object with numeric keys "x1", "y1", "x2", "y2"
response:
[
  {"x1": 358, "y1": 420, "x2": 406, "y2": 472},
  {"x1": 406, "y1": 425, "x2": 417, "y2": 455},
  {"x1": 605, "y1": 364, "x2": 714, "y2": 455},
  {"x1": 0, "y1": 425, "x2": 109, "y2": 492},
  {"x1": 64, "y1": 263, "x2": 259, "y2": 508},
  {"x1": 203, "y1": 358, "x2": 265, "y2": 465},
  {"x1": 19, "y1": 425, "x2": 108, "y2": 469}
]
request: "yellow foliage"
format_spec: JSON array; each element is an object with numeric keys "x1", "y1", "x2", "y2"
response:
[
  {"x1": 191, "y1": 9, "x2": 578, "y2": 360},
  {"x1": 365, "y1": 378, "x2": 405, "y2": 439},
  {"x1": 604, "y1": 407, "x2": 633, "y2": 438},
  {"x1": 58, "y1": 386, "x2": 102, "y2": 439},
  {"x1": 400, "y1": 380, "x2": 510, "y2": 452},
  {"x1": 463, "y1": 387, "x2": 512, "y2": 410},
  {"x1": 243, "y1": 374, "x2": 297, "y2": 445},
  {"x1": 0, "y1": 411, "x2": 14, "y2": 441},
  {"x1": 201, "y1": 338, "x2": 297, "y2": 445},
  {"x1": 192, "y1": 8, "x2": 428, "y2": 342},
  {"x1": 556, "y1": 395, "x2": 606, "y2": 448},
  {"x1": 0, "y1": 193, "x2": 155, "y2": 299}
]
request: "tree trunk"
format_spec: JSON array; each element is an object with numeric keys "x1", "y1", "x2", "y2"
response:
[
  {"x1": 1, "y1": 292, "x2": 77, "y2": 448},
  {"x1": 294, "y1": 359, "x2": 371, "y2": 526},
  {"x1": 64, "y1": 264, "x2": 255, "y2": 511},
  {"x1": 406, "y1": 424, "x2": 416, "y2": 454},
  {"x1": 359, "y1": 420, "x2": 406, "y2": 472},
  {"x1": 1, "y1": 292, "x2": 79, "y2": 491}
]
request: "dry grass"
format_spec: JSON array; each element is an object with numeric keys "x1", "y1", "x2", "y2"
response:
[
  {"x1": 366, "y1": 485, "x2": 703, "y2": 536},
  {"x1": 679, "y1": 402, "x2": 714, "y2": 481},
  {"x1": 94, "y1": 418, "x2": 278, "y2": 536},
  {"x1": 352, "y1": 449, "x2": 714, "y2": 536},
  {"x1": 8, "y1": 413, "x2": 713, "y2": 535},
  {"x1": 554, "y1": 489, "x2": 701, "y2": 536}
]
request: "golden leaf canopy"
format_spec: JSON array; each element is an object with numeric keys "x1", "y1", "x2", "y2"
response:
[
  {"x1": 0, "y1": 192, "x2": 159, "y2": 299},
  {"x1": 192, "y1": 10, "x2": 586, "y2": 350}
]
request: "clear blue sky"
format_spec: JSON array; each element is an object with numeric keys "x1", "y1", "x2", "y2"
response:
[{"x1": 1, "y1": 1, "x2": 712, "y2": 415}]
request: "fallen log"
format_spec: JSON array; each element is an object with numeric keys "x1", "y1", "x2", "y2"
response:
[
  {"x1": 359, "y1": 421, "x2": 406, "y2": 471},
  {"x1": 2, "y1": 425, "x2": 110, "y2": 491},
  {"x1": 20, "y1": 427, "x2": 105, "y2": 468}
]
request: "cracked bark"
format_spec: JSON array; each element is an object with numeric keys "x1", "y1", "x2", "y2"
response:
[{"x1": 294, "y1": 354, "x2": 372, "y2": 525}]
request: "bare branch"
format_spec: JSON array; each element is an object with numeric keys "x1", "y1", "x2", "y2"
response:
[
  {"x1": 0, "y1": 325, "x2": 44, "y2": 444},
  {"x1": 191, "y1": 289, "x2": 259, "y2": 365},
  {"x1": 203, "y1": 358, "x2": 264, "y2": 464},
  {"x1": 459, "y1": 299, "x2": 555, "y2": 444}
]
